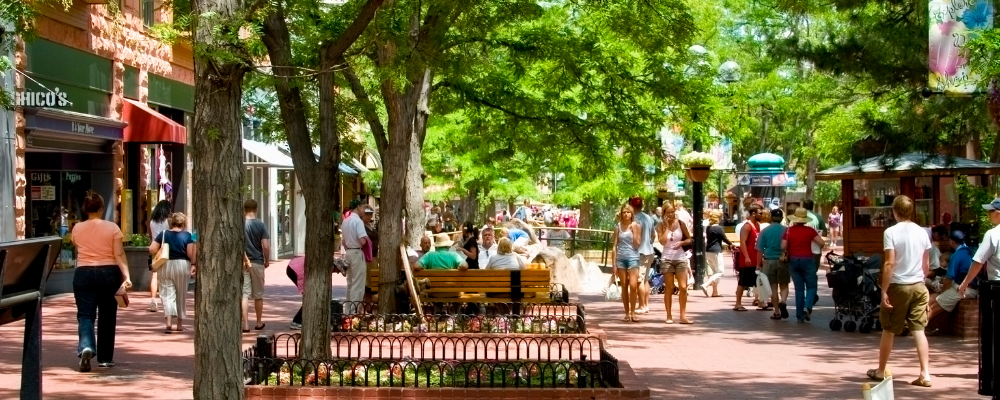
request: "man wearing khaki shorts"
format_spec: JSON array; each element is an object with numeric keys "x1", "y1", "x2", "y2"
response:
[
  {"x1": 243, "y1": 199, "x2": 270, "y2": 333},
  {"x1": 869, "y1": 195, "x2": 932, "y2": 387},
  {"x1": 630, "y1": 197, "x2": 656, "y2": 314}
]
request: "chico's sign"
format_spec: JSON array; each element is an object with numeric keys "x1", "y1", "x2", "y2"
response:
[{"x1": 15, "y1": 88, "x2": 71, "y2": 108}]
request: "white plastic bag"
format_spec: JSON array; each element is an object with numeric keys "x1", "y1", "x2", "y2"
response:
[
  {"x1": 604, "y1": 275, "x2": 622, "y2": 301},
  {"x1": 755, "y1": 270, "x2": 772, "y2": 301}
]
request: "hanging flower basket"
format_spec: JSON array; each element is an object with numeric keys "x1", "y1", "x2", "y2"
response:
[{"x1": 686, "y1": 167, "x2": 711, "y2": 183}]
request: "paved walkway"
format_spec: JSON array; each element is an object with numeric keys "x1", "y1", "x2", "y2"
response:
[{"x1": 0, "y1": 255, "x2": 987, "y2": 399}]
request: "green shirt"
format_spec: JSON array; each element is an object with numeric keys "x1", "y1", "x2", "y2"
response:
[
  {"x1": 756, "y1": 224, "x2": 787, "y2": 261},
  {"x1": 807, "y1": 210, "x2": 826, "y2": 232},
  {"x1": 418, "y1": 249, "x2": 465, "y2": 269}
]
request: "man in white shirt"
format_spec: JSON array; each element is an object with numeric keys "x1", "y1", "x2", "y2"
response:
[
  {"x1": 478, "y1": 228, "x2": 498, "y2": 267},
  {"x1": 958, "y1": 198, "x2": 1000, "y2": 295},
  {"x1": 341, "y1": 199, "x2": 369, "y2": 313},
  {"x1": 631, "y1": 197, "x2": 656, "y2": 313},
  {"x1": 870, "y1": 195, "x2": 932, "y2": 387}
]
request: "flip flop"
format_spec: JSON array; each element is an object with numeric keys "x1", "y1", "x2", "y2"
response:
[
  {"x1": 242, "y1": 328, "x2": 250, "y2": 333},
  {"x1": 733, "y1": 306, "x2": 747, "y2": 311},
  {"x1": 254, "y1": 323, "x2": 266, "y2": 330},
  {"x1": 679, "y1": 319, "x2": 694, "y2": 324},
  {"x1": 910, "y1": 377, "x2": 932, "y2": 387},
  {"x1": 866, "y1": 369, "x2": 886, "y2": 381},
  {"x1": 770, "y1": 314, "x2": 781, "y2": 320}
]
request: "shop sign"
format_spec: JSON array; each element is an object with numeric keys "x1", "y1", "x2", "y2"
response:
[
  {"x1": 15, "y1": 88, "x2": 71, "y2": 108},
  {"x1": 25, "y1": 113, "x2": 124, "y2": 141},
  {"x1": 736, "y1": 172, "x2": 798, "y2": 187}
]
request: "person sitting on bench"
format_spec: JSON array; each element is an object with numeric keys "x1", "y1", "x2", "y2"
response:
[
  {"x1": 415, "y1": 233, "x2": 468, "y2": 271},
  {"x1": 484, "y1": 238, "x2": 527, "y2": 270},
  {"x1": 928, "y1": 230, "x2": 977, "y2": 321}
]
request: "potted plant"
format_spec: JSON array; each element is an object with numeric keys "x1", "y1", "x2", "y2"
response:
[
  {"x1": 680, "y1": 151, "x2": 715, "y2": 182},
  {"x1": 125, "y1": 234, "x2": 153, "y2": 292}
]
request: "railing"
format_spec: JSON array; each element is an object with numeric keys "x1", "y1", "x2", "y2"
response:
[
  {"x1": 243, "y1": 357, "x2": 617, "y2": 388},
  {"x1": 335, "y1": 300, "x2": 581, "y2": 316},
  {"x1": 265, "y1": 333, "x2": 603, "y2": 361}
]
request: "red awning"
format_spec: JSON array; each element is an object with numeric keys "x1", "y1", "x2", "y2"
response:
[{"x1": 122, "y1": 99, "x2": 186, "y2": 144}]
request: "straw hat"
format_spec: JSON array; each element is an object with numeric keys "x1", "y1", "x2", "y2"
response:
[
  {"x1": 789, "y1": 207, "x2": 810, "y2": 224},
  {"x1": 432, "y1": 233, "x2": 454, "y2": 248}
]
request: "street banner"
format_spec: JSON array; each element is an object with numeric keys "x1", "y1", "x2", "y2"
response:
[
  {"x1": 929, "y1": 0, "x2": 993, "y2": 95},
  {"x1": 736, "y1": 172, "x2": 797, "y2": 187},
  {"x1": 710, "y1": 137, "x2": 734, "y2": 170}
]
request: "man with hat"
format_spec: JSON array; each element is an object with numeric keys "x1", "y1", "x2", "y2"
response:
[
  {"x1": 958, "y1": 198, "x2": 1000, "y2": 295},
  {"x1": 928, "y1": 230, "x2": 975, "y2": 321},
  {"x1": 416, "y1": 233, "x2": 469, "y2": 270},
  {"x1": 342, "y1": 199, "x2": 370, "y2": 312},
  {"x1": 756, "y1": 208, "x2": 789, "y2": 319}
]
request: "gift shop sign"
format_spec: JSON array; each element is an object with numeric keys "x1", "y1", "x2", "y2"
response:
[{"x1": 14, "y1": 88, "x2": 71, "y2": 108}]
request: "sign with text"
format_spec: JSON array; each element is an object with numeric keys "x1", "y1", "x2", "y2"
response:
[
  {"x1": 929, "y1": 0, "x2": 993, "y2": 95},
  {"x1": 736, "y1": 172, "x2": 797, "y2": 187}
]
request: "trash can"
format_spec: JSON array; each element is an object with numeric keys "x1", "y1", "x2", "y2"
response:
[{"x1": 980, "y1": 280, "x2": 997, "y2": 397}]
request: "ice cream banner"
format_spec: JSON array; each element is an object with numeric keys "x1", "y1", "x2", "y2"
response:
[{"x1": 929, "y1": 0, "x2": 993, "y2": 95}]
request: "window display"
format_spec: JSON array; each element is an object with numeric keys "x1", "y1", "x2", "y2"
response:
[{"x1": 852, "y1": 179, "x2": 899, "y2": 228}]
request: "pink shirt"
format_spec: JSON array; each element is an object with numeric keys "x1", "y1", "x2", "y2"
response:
[
  {"x1": 72, "y1": 219, "x2": 124, "y2": 266},
  {"x1": 288, "y1": 256, "x2": 306, "y2": 294}
]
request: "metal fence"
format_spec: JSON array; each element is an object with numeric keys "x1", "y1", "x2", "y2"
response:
[
  {"x1": 331, "y1": 301, "x2": 587, "y2": 333},
  {"x1": 265, "y1": 332, "x2": 603, "y2": 361},
  {"x1": 243, "y1": 356, "x2": 617, "y2": 388}
]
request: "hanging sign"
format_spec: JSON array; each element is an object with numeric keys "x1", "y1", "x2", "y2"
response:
[
  {"x1": 928, "y1": 0, "x2": 993, "y2": 95},
  {"x1": 736, "y1": 172, "x2": 797, "y2": 187}
]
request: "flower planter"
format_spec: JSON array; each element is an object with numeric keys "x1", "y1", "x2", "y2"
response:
[
  {"x1": 125, "y1": 246, "x2": 152, "y2": 292},
  {"x1": 44, "y1": 268, "x2": 75, "y2": 295},
  {"x1": 685, "y1": 167, "x2": 711, "y2": 183}
]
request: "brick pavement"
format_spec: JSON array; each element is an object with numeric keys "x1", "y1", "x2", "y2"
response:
[{"x1": 0, "y1": 255, "x2": 988, "y2": 399}]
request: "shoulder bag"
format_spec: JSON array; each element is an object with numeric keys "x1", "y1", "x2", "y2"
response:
[
  {"x1": 151, "y1": 231, "x2": 170, "y2": 272},
  {"x1": 679, "y1": 221, "x2": 693, "y2": 252}
]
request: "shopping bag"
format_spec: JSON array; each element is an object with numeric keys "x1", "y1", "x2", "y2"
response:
[
  {"x1": 151, "y1": 240, "x2": 169, "y2": 272},
  {"x1": 604, "y1": 275, "x2": 621, "y2": 301},
  {"x1": 755, "y1": 270, "x2": 772, "y2": 301}
]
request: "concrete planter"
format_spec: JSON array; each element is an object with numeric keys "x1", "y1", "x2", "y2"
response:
[
  {"x1": 44, "y1": 268, "x2": 75, "y2": 295},
  {"x1": 125, "y1": 246, "x2": 152, "y2": 292}
]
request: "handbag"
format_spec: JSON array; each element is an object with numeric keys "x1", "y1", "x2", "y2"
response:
[
  {"x1": 679, "y1": 222, "x2": 693, "y2": 252},
  {"x1": 151, "y1": 232, "x2": 170, "y2": 272},
  {"x1": 115, "y1": 283, "x2": 129, "y2": 308},
  {"x1": 604, "y1": 275, "x2": 622, "y2": 301}
]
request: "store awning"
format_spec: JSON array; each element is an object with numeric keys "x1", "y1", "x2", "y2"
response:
[
  {"x1": 243, "y1": 139, "x2": 359, "y2": 175},
  {"x1": 122, "y1": 99, "x2": 186, "y2": 144},
  {"x1": 817, "y1": 153, "x2": 1000, "y2": 180}
]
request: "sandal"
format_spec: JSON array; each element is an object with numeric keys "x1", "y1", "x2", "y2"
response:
[
  {"x1": 733, "y1": 306, "x2": 748, "y2": 311},
  {"x1": 910, "y1": 377, "x2": 932, "y2": 387},
  {"x1": 770, "y1": 314, "x2": 781, "y2": 320},
  {"x1": 866, "y1": 369, "x2": 887, "y2": 381},
  {"x1": 679, "y1": 319, "x2": 694, "y2": 324},
  {"x1": 757, "y1": 306, "x2": 774, "y2": 311},
  {"x1": 664, "y1": 319, "x2": 673, "y2": 324},
  {"x1": 631, "y1": 315, "x2": 640, "y2": 322},
  {"x1": 254, "y1": 323, "x2": 266, "y2": 330},
  {"x1": 242, "y1": 328, "x2": 250, "y2": 333},
  {"x1": 623, "y1": 315, "x2": 632, "y2": 322}
]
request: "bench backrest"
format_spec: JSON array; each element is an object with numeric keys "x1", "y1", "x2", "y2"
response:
[
  {"x1": 414, "y1": 269, "x2": 550, "y2": 299},
  {"x1": 0, "y1": 237, "x2": 62, "y2": 325}
]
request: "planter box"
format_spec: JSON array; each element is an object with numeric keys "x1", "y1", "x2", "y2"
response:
[
  {"x1": 125, "y1": 246, "x2": 152, "y2": 292},
  {"x1": 44, "y1": 268, "x2": 75, "y2": 295}
]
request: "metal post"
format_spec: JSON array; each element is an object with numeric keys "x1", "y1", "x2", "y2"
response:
[
  {"x1": 692, "y1": 142, "x2": 705, "y2": 288},
  {"x1": 19, "y1": 298, "x2": 42, "y2": 400},
  {"x1": 981, "y1": 280, "x2": 996, "y2": 397},
  {"x1": 1, "y1": 21, "x2": 18, "y2": 242}
]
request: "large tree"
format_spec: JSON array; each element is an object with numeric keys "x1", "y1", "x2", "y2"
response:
[
  {"x1": 258, "y1": 0, "x2": 384, "y2": 361},
  {"x1": 189, "y1": 0, "x2": 257, "y2": 396}
]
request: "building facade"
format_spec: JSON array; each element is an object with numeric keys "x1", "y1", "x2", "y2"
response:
[{"x1": 8, "y1": 0, "x2": 194, "y2": 264}]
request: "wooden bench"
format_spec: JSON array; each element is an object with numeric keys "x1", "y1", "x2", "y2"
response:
[{"x1": 368, "y1": 267, "x2": 553, "y2": 303}]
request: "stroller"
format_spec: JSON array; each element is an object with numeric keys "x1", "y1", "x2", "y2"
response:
[
  {"x1": 648, "y1": 248, "x2": 666, "y2": 295},
  {"x1": 825, "y1": 251, "x2": 882, "y2": 333}
]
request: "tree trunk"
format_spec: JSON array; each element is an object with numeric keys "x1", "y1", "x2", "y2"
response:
[
  {"x1": 376, "y1": 106, "x2": 413, "y2": 313},
  {"x1": 191, "y1": 12, "x2": 247, "y2": 398},
  {"x1": 460, "y1": 186, "x2": 480, "y2": 225},
  {"x1": 404, "y1": 132, "x2": 426, "y2": 247}
]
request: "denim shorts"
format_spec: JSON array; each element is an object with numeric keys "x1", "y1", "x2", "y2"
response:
[{"x1": 615, "y1": 258, "x2": 640, "y2": 269}]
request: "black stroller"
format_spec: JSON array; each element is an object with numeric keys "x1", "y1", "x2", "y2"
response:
[
  {"x1": 648, "y1": 248, "x2": 665, "y2": 295},
  {"x1": 825, "y1": 251, "x2": 882, "y2": 333}
]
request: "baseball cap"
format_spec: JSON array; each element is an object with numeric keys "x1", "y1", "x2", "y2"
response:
[
  {"x1": 770, "y1": 209, "x2": 784, "y2": 221},
  {"x1": 983, "y1": 198, "x2": 1000, "y2": 211},
  {"x1": 628, "y1": 196, "x2": 643, "y2": 209},
  {"x1": 950, "y1": 230, "x2": 965, "y2": 244},
  {"x1": 364, "y1": 206, "x2": 374, "y2": 214},
  {"x1": 349, "y1": 199, "x2": 363, "y2": 209}
]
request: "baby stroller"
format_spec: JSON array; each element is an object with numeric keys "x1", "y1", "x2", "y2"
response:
[
  {"x1": 825, "y1": 251, "x2": 882, "y2": 333},
  {"x1": 648, "y1": 248, "x2": 665, "y2": 295}
]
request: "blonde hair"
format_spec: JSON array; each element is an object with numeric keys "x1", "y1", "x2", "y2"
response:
[
  {"x1": 618, "y1": 204, "x2": 635, "y2": 223},
  {"x1": 892, "y1": 195, "x2": 914, "y2": 221},
  {"x1": 168, "y1": 212, "x2": 188, "y2": 228},
  {"x1": 708, "y1": 210, "x2": 722, "y2": 225},
  {"x1": 497, "y1": 237, "x2": 513, "y2": 254},
  {"x1": 760, "y1": 209, "x2": 771, "y2": 223}
]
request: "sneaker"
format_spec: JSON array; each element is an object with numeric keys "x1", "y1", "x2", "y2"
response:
[
  {"x1": 289, "y1": 322, "x2": 302, "y2": 330},
  {"x1": 148, "y1": 300, "x2": 158, "y2": 313},
  {"x1": 79, "y1": 348, "x2": 94, "y2": 372},
  {"x1": 804, "y1": 308, "x2": 812, "y2": 322},
  {"x1": 98, "y1": 361, "x2": 115, "y2": 368}
]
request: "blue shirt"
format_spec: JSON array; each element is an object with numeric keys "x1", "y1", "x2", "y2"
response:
[
  {"x1": 756, "y1": 224, "x2": 786, "y2": 261},
  {"x1": 155, "y1": 230, "x2": 195, "y2": 261},
  {"x1": 947, "y1": 244, "x2": 974, "y2": 283},
  {"x1": 508, "y1": 228, "x2": 529, "y2": 243}
]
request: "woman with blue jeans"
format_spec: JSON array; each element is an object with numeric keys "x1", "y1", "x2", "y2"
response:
[
  {"x1": 71, "y1": 191, "x2": 132, "y2": 372},
  {"x1": 612, "y1": 204, "x2": 642, "y2": 322},
  {"x1": 782, "y1": 208, "x2": 826, "y2": 322}
]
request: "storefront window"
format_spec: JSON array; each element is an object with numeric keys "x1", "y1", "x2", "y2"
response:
[
  {"x1": 852, "y1": 179, "x2": 898, "y2": 228},
  {"x1": 914, "y1": 177, "x2": 934, "y2": 226},
  {"x1": 28, "y1": 170, "x2": 93, "y2": 268},
  {"x1": 277, "y1": 170, "x2": 294, "y2": 255}
]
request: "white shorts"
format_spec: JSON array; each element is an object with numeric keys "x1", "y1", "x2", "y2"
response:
[
  {"x1": 638, "y1": 254, "x2": 655, "y2": 283},
  {"x1": 935, "y1": 286, "x2": 978, "y2": 312}
]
